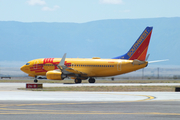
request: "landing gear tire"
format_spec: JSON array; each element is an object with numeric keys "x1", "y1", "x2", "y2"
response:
[
  {"x1": 34, "y1": 76, "x2": 38, "y2": 83},
  {"x1": 75, "y1": 78, "x2": 82, "y2": 84},
  {"x1": 89, "y1": 78, "x2": 95, "y2": 83},
  {"x1": 34, "y1": 79, "x2": 38, "y2": 83}
]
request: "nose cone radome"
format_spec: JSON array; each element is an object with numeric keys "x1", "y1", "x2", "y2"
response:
[{"x1": 20, "y1": 65, "x2": 28, "y2": 73}]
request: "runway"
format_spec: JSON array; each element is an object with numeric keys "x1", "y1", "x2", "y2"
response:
[
  {"x1": 1, "y1": 101, "x2": 180, "y2": 120},
  {"x1": 0, "y1": 83, "x2": 180, "y2": 120}
]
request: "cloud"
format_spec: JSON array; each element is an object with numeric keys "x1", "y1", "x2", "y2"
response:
[
  {"x1": 27, "y1": 0, "x2": 59, "y2": 11},
  {"x1": 42, "y1": 5, "x2": 60, "y2": 11},
  {"x1": 27, "y1": 0, "x2": 46, "y2": 6},
  {"x1": 100, "y1": 0, "x2": 123, "y2": 4}
]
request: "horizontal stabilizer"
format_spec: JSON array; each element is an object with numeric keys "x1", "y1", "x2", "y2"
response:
[
  {"x1": 132, "y1": 59, "x2": 146, "y2": 65},
  {"x1": 148, "y1": 59, "x2": 169, "y2": 63}
]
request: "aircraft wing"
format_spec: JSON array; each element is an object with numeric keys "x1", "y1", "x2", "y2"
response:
[{"x1": 57, "y1": 53, "x2": 87, "y2": 75}]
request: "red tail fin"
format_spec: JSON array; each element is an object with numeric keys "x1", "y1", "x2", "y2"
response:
[{"x1": 113, "y1": 27, "x2": 153, "y2": 61}]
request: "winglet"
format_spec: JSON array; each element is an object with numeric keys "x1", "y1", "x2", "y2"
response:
[{"x1": 58, "y1": 53, "x2": 66, "y2": 66}]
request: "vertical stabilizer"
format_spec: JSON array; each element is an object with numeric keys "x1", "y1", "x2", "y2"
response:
[{"x1": 113, "y1": 27, "x2": 153, "y2": 61}]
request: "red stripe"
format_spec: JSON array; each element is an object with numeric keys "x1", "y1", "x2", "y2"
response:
[
  {"x1": 129, "y1": 31, "x2": 152, "y2": 60},
  {"x1": 138, "y1": 47, "x2": 148, "y2": 61}
]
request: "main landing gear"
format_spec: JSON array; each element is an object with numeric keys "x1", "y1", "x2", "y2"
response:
[
  {"x1": 74, "y1": 77, "x2": 96, "y2": 84},
  {"x1": 34, "y1": 76, "x2": 38, "y2": 83},
  {"x1": 88, "y1": 77, "x2": 96, "y2": 83},
  {"x1": 74, "y1": 78, "x2": 82, "y2": 84}
]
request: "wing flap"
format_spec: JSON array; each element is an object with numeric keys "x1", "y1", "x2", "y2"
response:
[{"x1": 65, "y1": 67, "x2": 87, "y2": 75}]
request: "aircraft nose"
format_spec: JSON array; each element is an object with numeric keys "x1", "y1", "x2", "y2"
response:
[
  {"x1": 20, "y1": 65, "x2": 28, "y2": 73},
  {"x1": 20, "y1": 65, "x2": 25, "y2": 72}
]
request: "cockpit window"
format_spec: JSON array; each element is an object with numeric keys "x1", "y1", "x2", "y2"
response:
[{"x1": 26, "y1": 63, "x2": 30, "y2": 65}]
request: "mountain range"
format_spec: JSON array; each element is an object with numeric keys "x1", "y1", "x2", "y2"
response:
[{"x1": 0, "y1": 17, "x2": 180, "y2": 66}]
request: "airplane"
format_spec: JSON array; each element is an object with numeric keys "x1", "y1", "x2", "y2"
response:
[{"x1": 21, "y1": 26, "x2": 153, "y2": 83}]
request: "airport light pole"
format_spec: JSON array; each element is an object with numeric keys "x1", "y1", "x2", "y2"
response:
[
  {"x1": 157, "y1": 67, "x2": 159, "y2": 79},
  {"x1": 142, "y1": 68, "x2": 144, "y2": 79}
]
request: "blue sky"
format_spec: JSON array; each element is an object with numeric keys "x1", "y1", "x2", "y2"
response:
[{"x1": 0, "y1": 0, "x2": 180, "y2": 23}]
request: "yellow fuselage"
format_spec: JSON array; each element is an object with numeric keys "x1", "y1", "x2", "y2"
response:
[{"x1": 21, "y1": 58, "x2": 148, "y2": 79}]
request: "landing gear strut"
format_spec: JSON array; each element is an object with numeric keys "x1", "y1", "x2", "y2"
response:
[
  {"x1": 88, "y1": 78, "x2": 95, "y2": 83},
  {"x1": 34, "y1": 76, "x2": 38, "y2": 83},
  {"x1": 74, "y1": 78, "x2": 82, "y2": 84}
]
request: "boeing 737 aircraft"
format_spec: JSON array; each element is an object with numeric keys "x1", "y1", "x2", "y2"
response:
[{"x1": 21, "y1": 27, "x2": 153, "y2": 83}]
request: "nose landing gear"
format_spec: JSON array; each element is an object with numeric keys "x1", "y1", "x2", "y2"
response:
[{"x1": 34, "y1": 76, "x2": 38, "y2": 83}]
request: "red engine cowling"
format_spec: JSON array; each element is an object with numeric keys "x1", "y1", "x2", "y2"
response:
[{"x1": 46, "y1": 70, "x2": 65, "y2": 80}]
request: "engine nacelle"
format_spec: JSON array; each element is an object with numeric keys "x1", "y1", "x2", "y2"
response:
[{"x1": 46, "y1": 70, "x2": 66, "y2": 80}]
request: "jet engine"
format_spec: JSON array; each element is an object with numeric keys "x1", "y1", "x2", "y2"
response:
[{"x1": 46, "y1": 70, "x2": 66, "y2": 80}]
